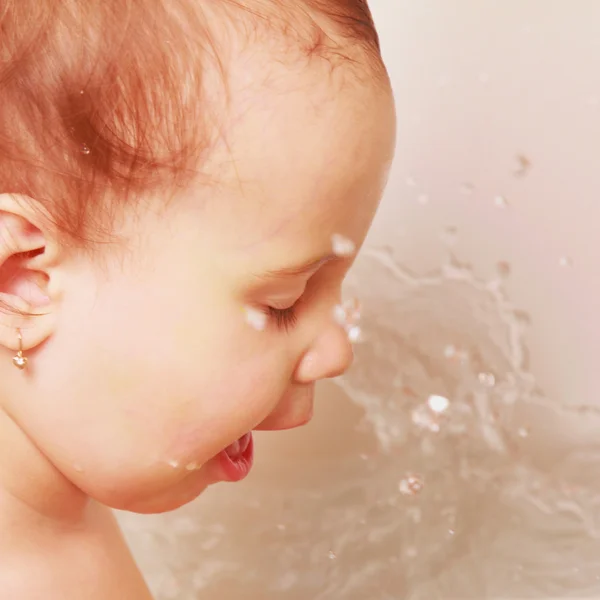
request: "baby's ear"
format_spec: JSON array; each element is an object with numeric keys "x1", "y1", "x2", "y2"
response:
[{"x1": 0, "y1": 194, "x2": 58, "y2": 352}]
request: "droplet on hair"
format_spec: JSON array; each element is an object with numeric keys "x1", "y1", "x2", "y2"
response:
[
  {"x1": 167, "y1": 459, "x2": 180, "y2": 469},
  {"x1": 427, "y1": 394, "x2": 450, "y2": 414},
  {"x1": 80, "y1": 143, "x2": 91, "y2": 155},
  {"x1": 244, "y1": 306, "x2": 267, "y2": 331},
  {"x1": 399, "y1": 473, "x2": 424, "y2": 496},
  {"x1": 494, "y1": 195, "x2": 509, "y2": 208},
  {"x1": 331, "y1": 234, "x2": 356, "y2": 258},
  {"x1": 558, "y1": 256, "x2": 573, "y2": 268}
]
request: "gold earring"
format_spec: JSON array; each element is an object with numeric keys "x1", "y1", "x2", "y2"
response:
[{"x1": 12, "y1": 329, "x2": 27, "y2": 370}]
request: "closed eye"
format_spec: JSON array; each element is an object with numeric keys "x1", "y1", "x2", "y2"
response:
[{"x1": 268, "y1": 305, "x2": 298, "y2": 330}]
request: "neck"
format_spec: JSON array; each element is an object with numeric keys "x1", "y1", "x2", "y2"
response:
[{"x1": 0, "y1": 406, "x2": 90, "y2": 526}]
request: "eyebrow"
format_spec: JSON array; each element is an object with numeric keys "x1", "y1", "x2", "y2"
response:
[{"x1": 257, "y1": 254, "x2": 337, "y2": 280}]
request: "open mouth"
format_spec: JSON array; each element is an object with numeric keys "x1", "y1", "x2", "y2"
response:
[{"x1": 217, "y1": 432, "x2": 254, "y2": 482}]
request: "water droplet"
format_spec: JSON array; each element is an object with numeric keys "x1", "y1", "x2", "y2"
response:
[
  {"x1": 443, "y1": 344, "x2": 469, "y2": 364},
  {"x1": 331, "y1": 234, "x2": 356, "y2": 258},
  {"x1": 494, "y1": 195, "x2": 509, "y2": 208},
  {"x1": 558, "y1": 256, "x2": 573, "y2": 268},
  {"x1": 73, "y1": 463, "x2": 84, "y2": 473},
  {"x1": 277, "y1": 524, "x2": 286, "y2": 531},
  {"x1": 405, "y1": 175, "x2": 417, "y2": 187},
  {"x1": 328, "y1": 550, "x2": 337, "y2": 560},
  {"x1": 517, "y1": 427, "x2": 530, "y2": 438},
  {"x1": 185, "y1": 462, "x2": 199, "y2": 471},
  {"x1": 347, "y1": 325, "x2": 363, "y2": 344},
  {"x1": 442, "y1": 226, "x2": 458, "y2": 247},
  {"x1": 496, "y1": 261, "x2": 511, "y2": 278},
  {"x1": 80, "y1": 143, "x2": 91, "y2": 155},
  {"x1": 427, "y1": 394, "x2": 450, "y2": 414},
  {"x1": 460, "y1": 182, "x2": 475, "y2": 196},
  {"x1": 334, "y1": 298, "x2": 362, "y2": 343},
  {"x1": 79, "y1": 89, "x2": 85, "y2": 95},
  {"x1": 478, "y1": 372, "x2": 496, "y2": 388},
  {"x1": 411, "y1": 404, "x2": 441, "y2": 433},
  {"x1": 417, "y1": 193, "x2": 430, "y2": 205},
  {"x1": 244, "y1": 306, "x2": 267, "y2": 331},
  {"x1": 478, "y1": 72, "x2": 490, "y2": 84},
  {"x1": 167, "y1": 459, "x2": 180, "y2": 469},
  {"x1": 399, "y1": 473, "x2": 425, "y2": 496},
  {"x1": 448, "y1": 528, "x2": 456, "y2": 536},
  {"x1": 514, "y1": 154, "x2": 532, "y2": 177}
]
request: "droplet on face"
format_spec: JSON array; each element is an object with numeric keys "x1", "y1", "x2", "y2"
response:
[
  {"x1": 167, "y1": 459, "x2": 180, "y2": 469},
  {"x1": 185, "y1": 462, "x2": 199, "y2": 471},
  {"x1": 494, "y1": 195, "x2": 509, "y2": 208},
  {"x1": 73, "y1": 464, "x2": 84, "y2": 473},
  {"x1": 331, "y1": 234, "x2": 356, "y2": 258},
  {"x1": 427, "y1": 394, "x2": 450, "y2": 414},
  {"x1": 244, "y1": 306, "x2": 267, "y2": 331},
  {"x1": 328, "y1": 550, "x2": 337, "y2": 560},
  {"x1": 517, "y1": 427, "x2": 530, "y2": 438},
  {"x1": 399, "y1": 473, "x2": 424, "y2": 496},
  {"x1": 80, "y1": 143, "x2": 91, "y2": 155},
  {"x1": 478, "y1": 72, "x2": 490, "y2": 84},
  {"x1": 405, "y1": 175, "x2": 417, "y2": 187},
  {"x1": 417, "y1": 193, "x2": 430, "y2": 205}
]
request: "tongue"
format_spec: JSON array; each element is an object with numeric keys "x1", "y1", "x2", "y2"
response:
[{"x1": 225, "y1": 433, "x2": 251, "y2": 460}]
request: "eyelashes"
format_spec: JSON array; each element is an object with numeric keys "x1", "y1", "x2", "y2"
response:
[{"x1": 267, "y1": 305, "x2": 298, "y2": 330}]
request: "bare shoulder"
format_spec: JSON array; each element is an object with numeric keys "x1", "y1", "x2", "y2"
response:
[{"x1": 0, "y1": 503, "x2": 153, "y2": 600}]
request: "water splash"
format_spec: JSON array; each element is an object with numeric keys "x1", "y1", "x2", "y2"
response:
[{"x1": 118, "y1": 244, "x2": 600, "y2": 600}]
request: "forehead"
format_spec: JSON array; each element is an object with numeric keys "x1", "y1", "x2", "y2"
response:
[{"x1": 198, "y1": 56, "x2": 395, "y2": 254}]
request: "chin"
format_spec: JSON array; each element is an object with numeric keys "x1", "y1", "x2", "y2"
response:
[{"x1": 93, "y1": 469, "x2": 214, "y2": 515}]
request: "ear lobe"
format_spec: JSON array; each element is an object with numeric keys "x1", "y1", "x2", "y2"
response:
[{"x1": 0, "y1": 194, "x2": 57, "y2": 352}]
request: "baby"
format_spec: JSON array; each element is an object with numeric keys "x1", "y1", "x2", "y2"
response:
[{"x1": 0, "y1": 0, "x2": 396, "y2": 597}]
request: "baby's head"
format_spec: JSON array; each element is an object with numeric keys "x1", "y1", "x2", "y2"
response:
[{"x1": 0, "y1": 0, "x2": 395, "y2": 514}]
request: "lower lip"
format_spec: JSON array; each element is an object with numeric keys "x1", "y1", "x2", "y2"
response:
[{"x1": 217, "y1": 432, "x2": 254, "y2": 482}]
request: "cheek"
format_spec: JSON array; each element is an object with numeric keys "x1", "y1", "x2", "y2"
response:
[{"x1": 24, "y1": 297, "x2": 291, "y2": 506}]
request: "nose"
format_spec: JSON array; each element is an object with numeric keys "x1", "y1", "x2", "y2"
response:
[{"x1": 294, "y1": 321, "x2": 354, "y2": 383}]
